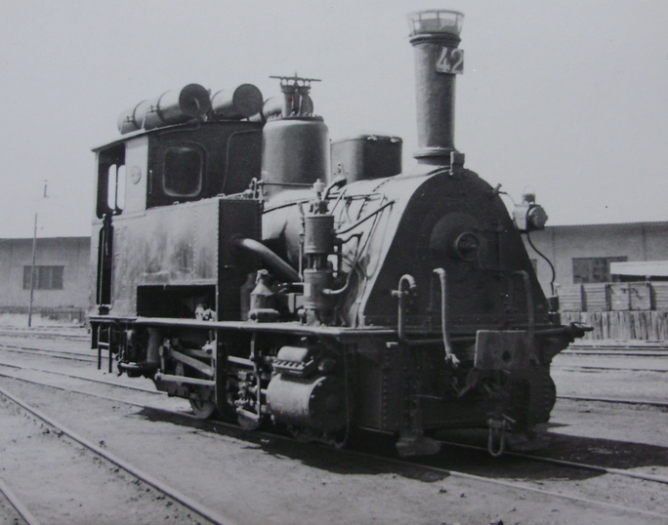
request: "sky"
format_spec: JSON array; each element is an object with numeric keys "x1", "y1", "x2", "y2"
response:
[{"x1": 0, "y1": 0, "x2": 667, "y2": 238}]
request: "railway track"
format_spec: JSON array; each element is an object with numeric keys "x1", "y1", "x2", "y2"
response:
[
  {"x1": 7, "y1": 354, "x2": 665, "y2": 425},
  {"x1": 0, "y1": 342, "x2": 98, "y2": 363},
  {"x1": 3, "y1": 355, "x2": 666, "y2": 410},
  {"x1": 0, "y1": 367, "x2": 177, "y2": 414},
  {"x1": 1, "y1": 364, "x2": 668, "y2": 522},
  {"x1": 557, "y1": 394, "x2": 668, "y2": 408},
  {"x1": 4, "y1": 335, "x2": 668, "y2": 372},
  {"x1": 554, "y1": 364, "x2": 668, "y2": 373},
  {"x1": 2, "y1": 334, "x2": 668, "y2": 521},
  {"x1": 0, "y1": 384, "x2": 236, "y2": 525},
  {"x1": 0, "y1": 359, "x2": 162, "y2": 395},
  {"x1": 0, "y1": 328, "x2": 88, "y2": 342},
  {"x1": 0, "y1": 476, "x2": 42, "y2": 525},
  {"x1": 367, "y1": 451, "x2": 668, "y2": 522},
  {"x1": 563, "y1": 350, "x2": 668, "y2": 357},
  {"x1": 4, "y1": 341, "x2": 668, "y2": 409},
  {"x1": 433, "y1": 438, "x2": 668, "y2": 486}
]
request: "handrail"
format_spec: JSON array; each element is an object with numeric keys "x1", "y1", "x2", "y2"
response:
[
  {"x1": 391, "y1": 272, "x2": 459, "y2": 367},
  {"x1": 433, "y1": 268, "x2": 459, "y2": 366},
  {"x1": 391, "y1": 274, "x2": 417, "y2": 342}
]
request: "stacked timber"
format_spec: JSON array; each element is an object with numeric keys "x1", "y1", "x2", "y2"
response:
[{"x1": 558, "y1": 282, "x2": 668, "y2": 342}]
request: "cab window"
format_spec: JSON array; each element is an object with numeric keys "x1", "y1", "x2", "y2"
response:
[
  {"x1": 163, "y1": 145, "x2": 204, "y2": 197},
  {"x1": 96, "y1": 143, "x2": 125, "y2": 218}
]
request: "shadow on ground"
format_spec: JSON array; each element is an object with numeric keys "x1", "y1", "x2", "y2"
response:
[{"x1": 135, "y1": 406, "x2": 668, "y2": 484}]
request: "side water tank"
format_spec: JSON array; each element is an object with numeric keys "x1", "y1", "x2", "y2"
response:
[{"x1": 261, "y1": 116, "x2": 329, "y2": 198}]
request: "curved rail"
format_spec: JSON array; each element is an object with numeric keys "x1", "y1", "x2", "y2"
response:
[
  {"x1": 3, "y1": 370, "x2": 668, "y2": 521},
  {"x1": 3, "y1": 337, "x2": 668, "y2": 521},
  {"x1": 435, "y1": 439, "x2": 668, "y2": 486},
  {"x1": 0, "y1": 359, "x2": 163, "y2": 395},
  {"x1": 0, "y1": 384, "x2": 239, "y2": 525},
  {"x1": 0, "y1": 477, "x2": 43, "y2": 525},
  {"x1": 8, "y1": 353, "x2": 667, "y2": 413},
  {"x1": 350, "y1": 448, "x2": 668, "y2": 522},
  {"x1": 0, "y1": 370, "x2": 170, "y2": 412}
]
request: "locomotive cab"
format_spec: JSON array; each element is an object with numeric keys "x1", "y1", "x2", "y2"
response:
[
  {"x1": 94, "y1": 122, "x2": 262, "y2": 215},
  {"x1": 90, "y1": 81, "x2": 268, "y2": 343}
]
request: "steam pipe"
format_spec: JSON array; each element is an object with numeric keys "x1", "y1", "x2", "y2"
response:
[
  {"x1": 323, "y1": 177, "x2": 347, "y2": 201},
  {"x1": 233, "y1": 237, "x2": 301, "y2": 282},
  {"x1": 336, "y1": 200, "x2": 395, "y2": 235},
  {"x1": 433, "y1": 268, "x2": 459, "y2": 366},
  {"x1": 391, "y1": 273, "x2": 462, "y2": 360},
  {"x1": 392, "y1": 275, "x2": 444, "y2": 346}
]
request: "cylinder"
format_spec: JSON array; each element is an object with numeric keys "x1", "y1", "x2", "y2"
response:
[
  {"x1": 304, "y1": 215, "x2": 334, "y2": 255},
  {"x1": 408, "y1": 10, "x2": 464, "y2": 164},
  {"x1": 303, "y1": 269, "x2": 333, "y2": 316},
  {"x1": 117, "y1": 100, "x2": 150, "y2": 134},
  {"x1": 211, "y1": 83, "x2": 263, "y2": 119},
  {"x1": 266, "y1": 374, "x2": 346, "y2": 432},
  {"x1": 261, "y1": 117, "x2": 329, "y2": 197},
  {"x1": 143, "y1": 84, "x2": 211, "y2": 131}
]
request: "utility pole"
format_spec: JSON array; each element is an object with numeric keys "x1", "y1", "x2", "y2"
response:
[
  {"x1": 28, "y1": 180, "x2": 47, "y2": 328},
  {"x1": 28, "y1": 212, "x2": 37, "y2": 327}
]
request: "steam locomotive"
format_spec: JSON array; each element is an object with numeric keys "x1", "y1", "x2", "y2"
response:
[{"x1": 89, "y1": 9, "x2": 587, "y2": 456}]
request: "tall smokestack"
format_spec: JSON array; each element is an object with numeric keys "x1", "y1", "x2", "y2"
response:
[{"x1": 408, "y1": 10, "x2": 464, "y2": 165}]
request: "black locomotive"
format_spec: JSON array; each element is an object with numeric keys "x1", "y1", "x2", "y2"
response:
[{"x1": 90, "y1": 9, "x2": 587, "y2": 456}]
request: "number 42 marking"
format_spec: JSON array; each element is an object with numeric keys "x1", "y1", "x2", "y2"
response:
[{"x1": 436, "y1": 48, "x2": 464, "y2": 75}]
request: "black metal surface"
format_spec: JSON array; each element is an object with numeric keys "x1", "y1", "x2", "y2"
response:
[{"x1": 88, "y1": 9, "x2": 582, "y2": 454}]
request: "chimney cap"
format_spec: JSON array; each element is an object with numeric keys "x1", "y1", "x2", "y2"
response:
[{"x1": 407, "y1": 10, "x2": 464, "y2": 37}]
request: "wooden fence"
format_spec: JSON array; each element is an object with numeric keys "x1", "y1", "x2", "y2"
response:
[{"x1": 557, "y1": 282, "x2": 668, "y2": 341}]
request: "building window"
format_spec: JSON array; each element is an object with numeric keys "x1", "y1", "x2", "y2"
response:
[
  {"x1": 572, "y1": 257, "x2": 627, "y2": 284},
  {"x1": 23, "y1": 266, "x2": 64, "y2": 290}
]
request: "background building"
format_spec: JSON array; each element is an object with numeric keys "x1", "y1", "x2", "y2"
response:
[
  {"x1": 525, "y1": 221, "x2": 668, "y2": 293},
  {"x1": 524, "y1": 221, "x2": 668, "y2": 342},
  {"x1": 0, "y1": 236, "x2": 90, "y2": 322},
  {"x1": 0, "y1": 220, "x2": 666, "y2": 335}
]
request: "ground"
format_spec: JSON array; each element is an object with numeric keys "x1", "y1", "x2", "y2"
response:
[{"x1": 0, "y1": 327, "x2": 667, "y2": 524}]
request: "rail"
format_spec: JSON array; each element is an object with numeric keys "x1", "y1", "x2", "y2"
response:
[
  {"x1": 0, "y1": 384, "x2": 239, "y2": 525},
  {"x1": 3, "y1": 360, "x2": 668, "y2": 521},
  {"x1": 0, "y1": 477, "x2": 43, "y2": 525}
]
